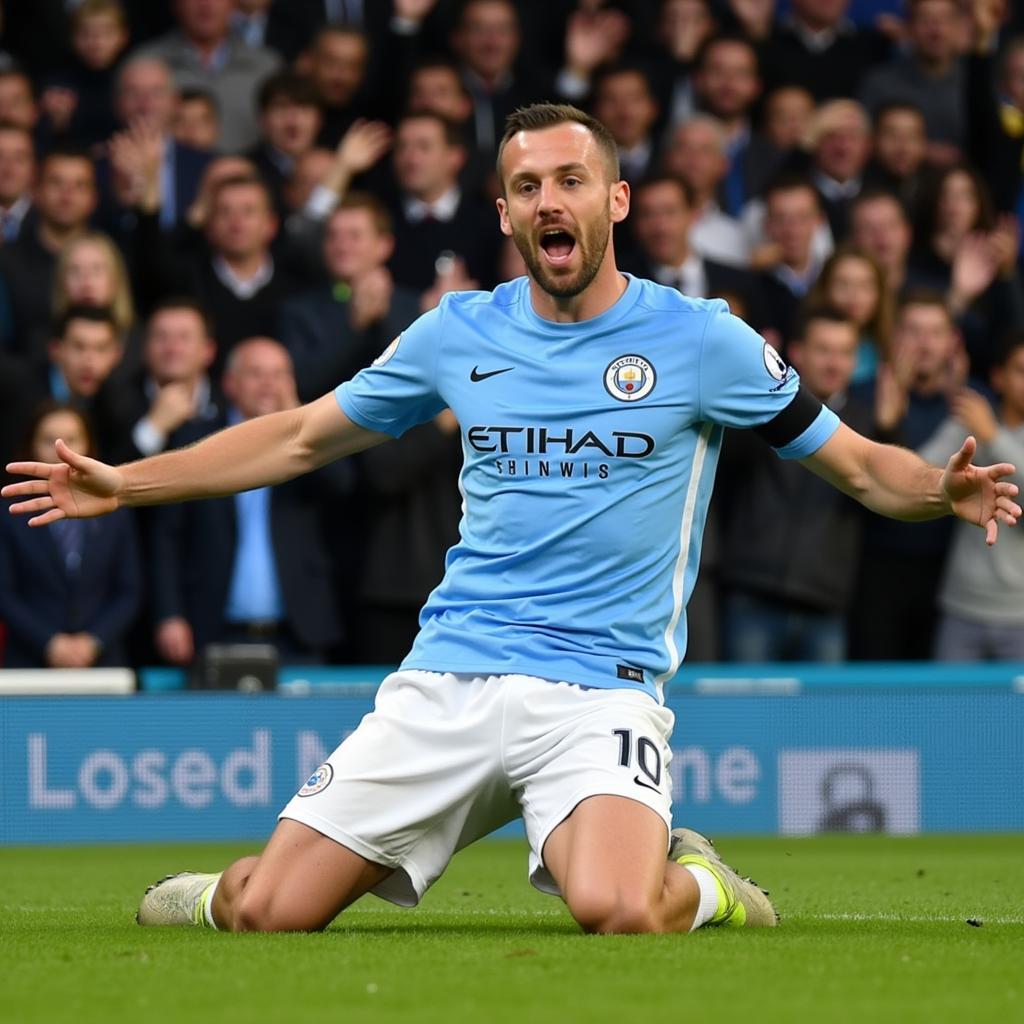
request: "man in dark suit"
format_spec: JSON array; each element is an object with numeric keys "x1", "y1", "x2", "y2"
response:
[
  {"x1": 621, "y1": 175, "x2": 762, "y2": 314},
  {"x1": 0, "y1": 146, "x2": 99, "y2": 377},
  {"x1": 95, "y1": 297, "x2": 223, "y2": 464},
  {"x1": 278, "y1": 192, "x2": 420, "y2": 402},
  {"x1": 96, "y1": 56, "x2": 212, "y2": 240},
  {"x1": 591, "y1": 66, "x2": 662, "y2": 187},
  {"x1": 247, "y1": 71, "x2": 323, "y2": 217},
  {"x1": 451, "y1": 0, "x2": 550, "y2": 156},
  {"x1": 149, "y1": 338, "x2": 349, "y2": 666},
  {"x1": 133, "y1": 173, "x2": 303, "y2": 373},
  {"x1": 387, "y1": 112, "x2": 500, "y2": 292},
  {"x1": 0, "y1": 123, "x2": 35, "y2": 245}
]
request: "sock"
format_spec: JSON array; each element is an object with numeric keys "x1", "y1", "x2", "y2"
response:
[
  {"x1": 198, "y1": 877, "x2": 220, "y2": 930},
  {"x1": 684, "y1": 863, "x2": 724, "y2": 931}
]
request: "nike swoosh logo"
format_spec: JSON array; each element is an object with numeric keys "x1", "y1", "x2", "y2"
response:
[
  {"x1": 470, "y1": 365, "x2": 515, "y2": 382},
  {"x1": 634, "y1": 775, "x2": 660, "y2": 793}
]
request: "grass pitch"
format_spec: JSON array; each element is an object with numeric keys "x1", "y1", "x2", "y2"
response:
[{"x1": 2, "y1": 835, "x2": 1022, "y2": 1024}]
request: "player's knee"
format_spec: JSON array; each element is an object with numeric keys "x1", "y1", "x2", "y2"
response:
[{"x1": 569, "y1": 888, "x2": 660, "y2": 935}]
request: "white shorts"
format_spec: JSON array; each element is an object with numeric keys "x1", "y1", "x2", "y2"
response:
[{"x1": 279, "y1": 670, "x2": 674, "y2": 906}]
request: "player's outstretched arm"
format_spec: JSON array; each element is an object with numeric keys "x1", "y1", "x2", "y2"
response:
[
  {"x1": 801, "y1": 423, "x2": 1023, "y2": 546},
  {"x1": 3, "y1": 394, "x2": 387, "y2": 527}
]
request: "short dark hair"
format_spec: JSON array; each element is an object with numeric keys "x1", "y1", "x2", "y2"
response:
[
  {"x1": 40, "y1": 144, "x2": 94, "y2": 172},
  {"x1": 55, "y1": 304, "x2": 118, "y2": 339},
  {"x1": 257, "y1": 71, "x2": 321, "y2": 113},
  {"x1": 147, "y1": 296, "x2": 214, "y2": 338},
  {"x1": 180, "y1": 88, "x2": 219, "y2": 115},
  {"x1": 633, "y1": 173, "x2": 696, "y2": 210},
  {"x1": 335, "y1": 191, "x2": 393, "y2": 236},
  {"x1": 795, "y1": 303, "x2": 858, "y2": 340},
  {"x1": 497, "y1": 103, "x2": 620, "y2": 192},
  {"x1": 397, "y1": 110, "x2": 463, "y2": 148},
  {"x1": 897, "y1": 287, "x2": 954, "y2": 325},
  {"x1": 209, "y1": 173, "x2": 275, "y2": 213},
  {"x1": 763, "y1": 173, "x2": 822, "y2": 210},
  {"x1": 850, "y1": 187, "x2": 910, "y2": 219},
  {"x1": 19, "y1": 401, "x2": 96, "y2": 461},
  {"x1": 873, "y1": 100, "x2": 926, "y2": 129},
  {"x1": 694, "y1": 32, "x2": 758, "y2": 73}
]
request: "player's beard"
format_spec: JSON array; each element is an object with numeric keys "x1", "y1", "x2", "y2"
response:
[{"x1": 512, "y1": 204, "x2": 611, "y2": 299}]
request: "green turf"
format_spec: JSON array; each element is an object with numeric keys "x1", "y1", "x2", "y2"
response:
[{"x1": 2, "y1": 836, "x2": 1023, "y2": 1024}]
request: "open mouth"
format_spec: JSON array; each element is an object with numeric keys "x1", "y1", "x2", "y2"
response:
[{"x1": 539, "y1": 228, "x2": 577, "y2": 266}]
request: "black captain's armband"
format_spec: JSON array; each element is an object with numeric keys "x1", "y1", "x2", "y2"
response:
[{"x1": 753, "y1": 385, "x2": 822, "y2": 449}]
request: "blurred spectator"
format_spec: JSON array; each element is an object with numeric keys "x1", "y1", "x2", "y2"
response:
[
  {"x1": 859, "y1": 0, "x2": 966, "y2": 165},
  {"x1": 37, "y1": 0, "x2": 129, "y2": 150},
  {"x1": 132, "y1": 168, "x2": 301, "y2": 367},
  {"x1": 50, "y1": 230, "x2": 138, "y2": 380},
  {"x1": 0, "y1": 146, "x2": 98, "y2": 374},
  {"x1": 645, "y1": 0, "x2": 717, "y2": 132},
  {"x1": 807, "y1": 245, "x2": 893, "y2": 384},
  {"x1": 761, "y1": 85, "x2": 816, "y2": 154},
  {"x1": 278, "y1": 192, "x2": 420, "y2": 402},
  {"x1": 406, "y1": 57, "x2": 491, "y2": 201},
  {"x1": 173, "y1": 88, "x2": 221, "y2": 150},
  {"x1": 0, "y1": 401, "x2": 142, "y2": 668},
  {"x1": 138, "y1": 0, "x2": 282, "y2": 153},
  {"x1": 964, "y1": 4, "x2": 1024, "y2": 213},
  {"x1": 849, "y1": 188, "x2": 916, "y2": 296},
  {"x1": 623, "y1": 174, "x2": 759, "y2": 310},
  {"x1": 592, "y1": 66, "x2": 661, "y2": 185},
  {"x1": 921, "y1": 332, "x2": 1024, "y2": 660},
  {"x1": 43, "y1": 305, "x2": 124, "y2": 412},
  {"x1": 718, "y1": 306, "x2": 873, "y2": 662},
  {"x1": 551, "y1": 3, "x2": 631, "y2": 109},
  {"x1": 95, "y1": 297, "x2": 222, "y2": 464},
  {"x1": 910, "y1": 163, "x2": 1024, "y2": 377},
  {"x1": 661, "y1": 115, "x2": 749, "y2": 267},
  {"x1": 307, "y1": 25, "x2": 369, "y2": 148},
  {"x1": 0, "y1": 68, "x2": 39, "y2": 132},
  {"x1": 760, "y1": 0, "x2": 891, "y2": 102},
  {"x1": 691, "y1": 33, "x2": 763, "y2": 214},
  {"x1": 451, "y1": 0, "x2": 548, "y2": 155},
  {"x1": 101, "y1": 56, "x2": 213, "y2": 234},
  {"x1": 149, "y1": 337, "x2": 348, "y2": 666},
  {"x1": 0, "y1": 122, "x2": 35, "y2": 244},
  {"x1": 756, "y1": 83, "x2": 816, "y2": 184},
  {"x1": 248, "y1": 71, "x2": 322, "y2": 215},
  {"x1": 387, "y1": 112, "x2": 498, "y2": 293},
  {"x1": 803, "y1": 99, "x2": 872, "y2": 241},
  {"x1": 863, "y1": 101, "x2": 932, "y2": 220},
  {"x1": 848, "y1": 290, "x2": 962, "y2": 659},
  {"x1": 753, "y1": 176, "x2": 827, "y2": 349}
]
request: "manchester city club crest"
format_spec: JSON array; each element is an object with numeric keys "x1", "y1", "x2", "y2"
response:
[
  {"x1": 604, "y1": 354, "x2": 656, "y2": 402},
  {"x1": 298, "y1": 762, "x2": 334, "y2": 797}
]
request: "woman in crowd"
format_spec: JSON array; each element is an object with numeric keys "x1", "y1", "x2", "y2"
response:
[{"x1": 808, "y1": 245, "x2": 893, "y2": 385}]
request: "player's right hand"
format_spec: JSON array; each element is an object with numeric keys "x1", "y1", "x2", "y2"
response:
[{"x1": 3, "y1": 439, "x2": 123, "y2": 527}]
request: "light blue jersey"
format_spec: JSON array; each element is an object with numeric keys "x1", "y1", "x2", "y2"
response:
[{"x1": 336, "y1": 275, "x2": 839, "y2": 700}]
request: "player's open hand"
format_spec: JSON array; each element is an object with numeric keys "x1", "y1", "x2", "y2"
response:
[
  {"x1": 3, "y1": 440, "x2": 123, "y2": 527},
  {"x1": 941, "y1": 436, "x2": 1021, "y2": 546}
]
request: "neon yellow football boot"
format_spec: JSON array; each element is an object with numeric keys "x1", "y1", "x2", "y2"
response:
[{"x1": 670, "y1": 828, "x2": 779, "y2": 927}]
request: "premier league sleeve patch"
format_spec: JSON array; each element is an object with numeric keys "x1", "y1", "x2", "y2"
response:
[
  {"x1": 298, "y1": 763, "x2": 334, "y2": 797},
  {"x1": 604, "y1": 354, "x2": 656, "y2": 402}
]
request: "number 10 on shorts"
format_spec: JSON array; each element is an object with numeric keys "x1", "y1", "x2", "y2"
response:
[{"x1": 613, "y1": 728, "x2": 663, "y2": 791}]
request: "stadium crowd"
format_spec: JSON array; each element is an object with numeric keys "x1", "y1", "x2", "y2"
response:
[{"x1": 1, "y1": 0, "x2": 1023, "y2": 671}]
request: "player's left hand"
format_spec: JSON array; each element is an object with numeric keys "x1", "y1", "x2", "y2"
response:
[{"x1": 941, "y1": 436, "x2": 1021, "y2": 546}]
